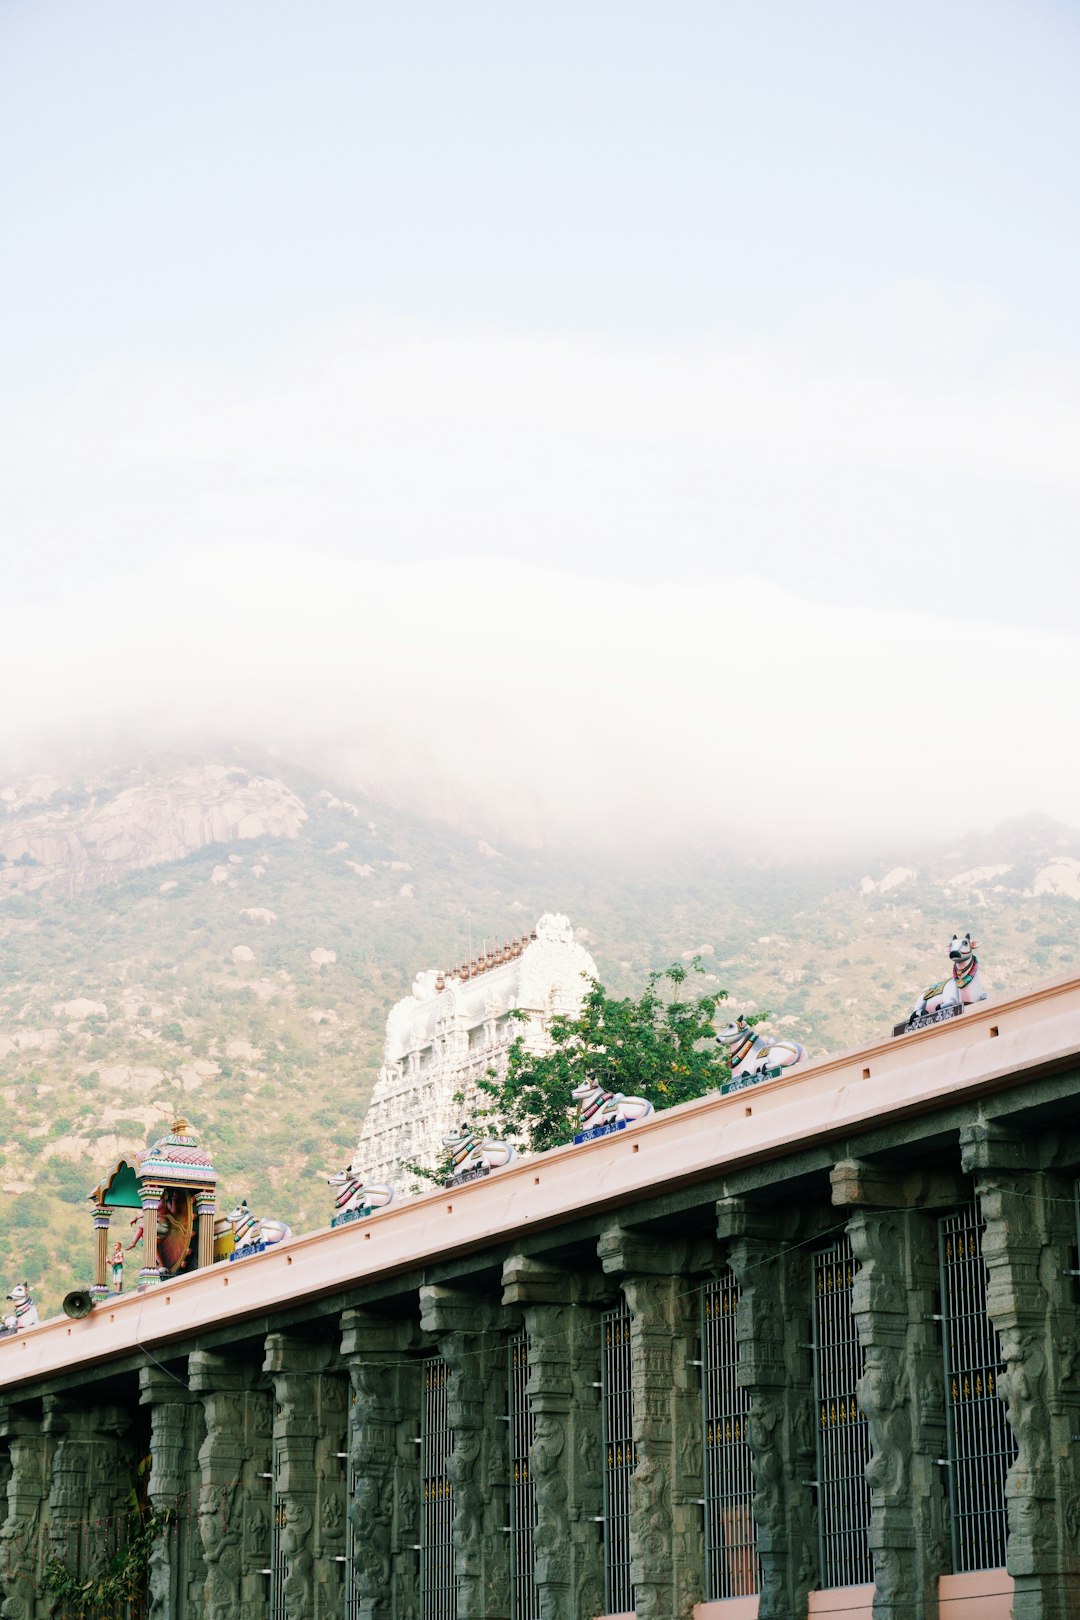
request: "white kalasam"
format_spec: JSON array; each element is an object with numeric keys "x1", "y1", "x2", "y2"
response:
[{"x1": 355, "y1": 913, "x2": 598, "y2": 1183}]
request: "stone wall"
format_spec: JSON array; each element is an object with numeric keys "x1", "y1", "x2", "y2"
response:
[{"x1": 6, "y1": 1095, "x2": 1080, "y2": 1618}]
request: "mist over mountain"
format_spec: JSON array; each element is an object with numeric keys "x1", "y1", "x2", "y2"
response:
[{"x1": 1, "y1": 744, "x2": 1078, "y2": 1316}]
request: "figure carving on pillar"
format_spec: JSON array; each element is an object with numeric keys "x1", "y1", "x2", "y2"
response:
[
  {"x1": 280, "y1": 1500, "x2": 314, "y2": 1616},
  {"x1": 199, "y1": 1481, "x2": 242, "y2": 1620}
]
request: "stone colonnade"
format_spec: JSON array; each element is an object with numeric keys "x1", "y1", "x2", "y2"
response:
[{"x1": 4, "y1": 1126, "x2": 1080, "y2": 1617}]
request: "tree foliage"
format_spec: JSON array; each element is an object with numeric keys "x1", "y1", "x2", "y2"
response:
[
  {"x1": 40, "y1": 1491, "x2": 166, "y2": 1619},
  {"x1": 475, "y1": 960, "x2": 750, "y2": 1153}
]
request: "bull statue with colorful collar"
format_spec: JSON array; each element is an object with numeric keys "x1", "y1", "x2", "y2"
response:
[
  {"x1": 715, "y1": 1017, "x2": 808, "y2": 1088},
  {"x1": 903, "y1": 932, "x2": 988, "y2": 1033},
  {"x1": 2, "y1": 1282, "x2": 39, "y2": 1335},
  {"x1": 327, "y1": 1164, "x2": 395, "y2": 1227},
  {"x1": 216, "y1": 1200, "x2": 293, "y2": 1261},
  {"x1": 571, "y1": 1079, "x2": 654, "y2": 1142},
  {"x1": 443, "y1": 1124, "x2": 516, "y2": 1187}
]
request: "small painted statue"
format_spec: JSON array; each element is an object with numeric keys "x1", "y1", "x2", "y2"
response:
[
  {"x1": 2, "y1": 1282, "x2": 39, "y2": 1334},
  {"x1": 223, "y1": 1199, "x2": 293, "y2": 1260},
  {"x1": 443, "y1": 1124, "x2": 516, "y2": 1185},
  {"x1": 716, "y1": 1016, "x2": 808, "y2": 1087},
  {"x1": 907, "y1": 932, "x2": 988, "y2": 1026},
  {"x1": 110, "y1": 1242, "x2": 125, "y2": 1293},
  {"x1": 327, "y1": 1164, "x2": 395, "y2": 1226},
  {"x1": 571, "y1": 1079, "x2": 654, "y2": 1131}
]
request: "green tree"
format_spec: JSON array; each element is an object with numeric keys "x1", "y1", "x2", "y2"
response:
[{"x1": 475, "y1": 960, "x2": 748, "y2": 1153}]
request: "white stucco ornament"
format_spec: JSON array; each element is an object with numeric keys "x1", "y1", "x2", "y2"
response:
[{"x1": 354, "y1": 914, "x2": 598, "y2": 1183}]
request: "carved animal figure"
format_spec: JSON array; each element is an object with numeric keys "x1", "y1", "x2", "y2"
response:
[
  {"x1": 223, "y1": 1199, "x2": 292, "y2": 1257},
  {"x1": 908, "y1": 932, "x2": 988, "y2": 1024},
  {"x1": 716, "y1": 1017, "x2": 808, "y2": 1085},
  {"x1": 327, "y1": 1166, "x2": 395, "y2": 1219},
  {"x1": 2, "y1": 1283, "x2": 39, "y2": 1334},
  {"x1": 443, "y1": 1124, "x2": 516, "y2": 1178},
  {"x1": 571, "y1": 1079, "x2": 654, "y2": 1129}
]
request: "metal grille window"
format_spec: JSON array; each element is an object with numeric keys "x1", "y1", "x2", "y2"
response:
[
  {"x1": 701, "y1": 1273, "x2": 759, "y2": 1599},
  {"x1": 270, "y1": 1486, "x2": 288, "y2": 1620},
  {"x1": 939, "y1": 1203, "x2": 1017, "y2": 1573},
  {"x1": 508, "y1": 1331, "x2": 539, "y2": 1620},
  {"x1": 812, "y1": 1237, "x2": 874, "y2": 1589},
  {"x1": 345, "y1": 1462, "x2": 360, "y2": 1620},
  {"x1": 421, "y1": 1356, "x2": 456, "y2": 1620},
  {"x1": 601, "y1": 1301, "x2": 636, "y2": 1616}
]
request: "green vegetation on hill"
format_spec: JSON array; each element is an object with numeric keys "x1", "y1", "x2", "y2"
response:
[{"x1": 1, "y1": 751, "x2": 1079, "y2": 1316}]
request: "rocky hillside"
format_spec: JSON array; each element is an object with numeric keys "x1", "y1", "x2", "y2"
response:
[{"x1": 2, "y1": 751, "x2": 1078, "y2": 1316}]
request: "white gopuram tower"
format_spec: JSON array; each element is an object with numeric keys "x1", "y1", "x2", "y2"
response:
[{"x1": 354, "y1": 913, "x2": 599, "y2": 1182}]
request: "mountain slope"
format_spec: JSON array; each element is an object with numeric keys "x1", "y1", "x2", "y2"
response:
[{"x1": 2, "y1": 751, "x2": 1078, "y2": 1314}]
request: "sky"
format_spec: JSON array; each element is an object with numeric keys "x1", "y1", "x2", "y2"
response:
[{"x1": 1, "y1": 1, "x2": 1078, "y2": 853}]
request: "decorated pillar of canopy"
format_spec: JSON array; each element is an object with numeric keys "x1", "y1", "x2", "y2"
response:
[
  {"x1": 88, "y1": 1117, "x2": 218, "y2": 1294},
  {"x1": 90, "y1": 1202, "x2": 112, "y2": 1300}
]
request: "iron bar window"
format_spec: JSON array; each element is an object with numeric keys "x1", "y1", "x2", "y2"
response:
[
  {"x1": 812, "y1": 1236, "x2": 874, "y2": 1589},
  {"x1": 601, "y1": 1301, "x2": 636, "y2": 1616},
  {"x1": 701, "y1": 1273, "x2": 759, "y2": 1598},
  {"x1": 345, "y1": 1387, "x2": 360, "y2": 1620},
  {"x1": 270, "y1": 1474, "x2": 288, "y2": 1620},
  {"x1": 939, "y1": 1203, "x2": 1016, "y2": 1573},
  {"x1": 508, "y1": 1331, "x2": 539, "y2": 1620},
  {"x1": 421, "y1": 1356, "x2": 456, "y2": 1620}
]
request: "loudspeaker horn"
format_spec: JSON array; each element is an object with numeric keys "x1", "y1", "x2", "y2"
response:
[{"x1": 62, "y1": 1289, "x2": 95, "y2": 1320}]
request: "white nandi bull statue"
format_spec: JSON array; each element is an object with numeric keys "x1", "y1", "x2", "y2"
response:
[
  {"x1": 327, "y1": 1165, "x2": 395, "y2": 1226},
  {"x1": 571, "y1": 1078, "x2": 654, "y2": 1138},
  {"x1": 907, "y1": 932, "x2": 988, "y2": 1027},
  {"x1": 2, "y1": 1282, "x2": 39, "y2": 1334},
  {"x1": 222, "y1": 1200, "x2": 293, "y2": 1260},
  {"x1": 716, "y1": 1017, "x2": 808, "y2": 1088},
  {"x1": 443, "y1": 1124, "x2": 516, "y2": 1186}
]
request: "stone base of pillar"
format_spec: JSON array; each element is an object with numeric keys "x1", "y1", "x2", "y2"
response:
[{"x1": 138, "y1": 1268, "x2": 164, "y2": 1289}]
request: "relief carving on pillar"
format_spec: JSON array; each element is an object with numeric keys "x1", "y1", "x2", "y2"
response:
[
  {"x1": 198, "y1": 1481, "x2": 242, "y2": 1620},
  {"x1": 727, "y1": 1229, "x2": 817, "y2": 1620},
  {"x1": 531, "y1": 1411, "x2": 568, "y2": 1575},
  {"x1": 281, "y1": 1500, "x2": 314, "y2": 1616},
  {"x1": 195, "y1": 1373, "x2": 255, "y2": 1620},
  {"x1": 0, "y1": 1428, "x2": 50, "y2": 1620},
  {"x1": 348, "y1": 1358, "x2": 397, "y2": 1618}
]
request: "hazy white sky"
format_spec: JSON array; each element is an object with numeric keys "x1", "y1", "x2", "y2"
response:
[{"x1": 2, "y1": 2, "x2": 1078, "y2": 850}]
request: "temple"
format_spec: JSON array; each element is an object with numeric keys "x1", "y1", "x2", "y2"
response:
[
  {"x1": 354, "y1": 911, "x2": 598, "y2": 1180},
  {"x1": 88, "y1": 1119, "x2": 218, "y2": 1294},
  {"x1": 3, "y1": 971, "x2": 1080, "y2": 1618}
]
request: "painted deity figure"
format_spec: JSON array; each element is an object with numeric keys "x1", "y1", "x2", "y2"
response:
[{"x1": 110, "y1": 1242, "x2": 124, "y2": 1293}]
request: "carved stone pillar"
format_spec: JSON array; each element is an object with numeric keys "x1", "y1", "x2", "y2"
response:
[
  {"x1": 717, "y1": 1197, "x2": 818, "y2": 1620},
  {"x1": 832, "y1": 1160, "x2": 956, "y2": 1619},
  {"x1": 0, "y1": 1411, "x2": 53, "y2": 1620},
  {"x1": 190, "y1": 1350, "x2": 273, "y2": 1620},
  {"x1": 264, "y1": 1336, "x2": 347, "y2": 1620},
  {"x1": 597, "y1": 1225, "x2": 703, "y2": 1620},
  {"x1": 139, "y1": 1183, "x2": 165, "y2": 1287},
  {"x1": 140, "y1": 1367, "x2": 206, "y2": 1620},
  {"x1": 419, "y1": 1285, "x2": 510, "y2": 1619},
  {"x1": 961, "y1": 1122, "x2": 1080, "y2": 1619},
  {"x1": 91, "y1": 1204, "x2": 111, "y2": 1299},
  {"x1": 340, "y1": 1310, "x2": 422, "y2": 1620},
  {"x1": 40, "y1": 1398, "x2": 132, "y2": 1611},
  {"x1": 501, "y1": 1256, "x2": 606, "y2": 1620}
]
